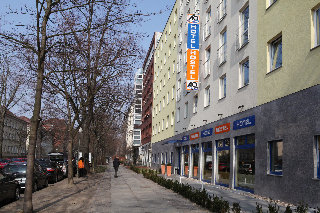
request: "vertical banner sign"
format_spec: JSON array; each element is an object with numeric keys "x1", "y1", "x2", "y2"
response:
[{"x1": 187, "y1": 14, "x2": 200, "y2": 90}]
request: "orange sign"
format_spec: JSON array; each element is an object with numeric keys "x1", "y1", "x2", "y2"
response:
[
  {"x1": 215, "y1": 123, "x2": 230, "y2": 134},
  {"x1": 187, "y1": 49, "x2": 199, "y2": 90},
  {"x1": 190, "y1": 132, "x2": 200, "y2": 140}
]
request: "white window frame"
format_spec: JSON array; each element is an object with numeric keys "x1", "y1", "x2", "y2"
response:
[
  {"x1": 193, "y1": 95, "x2": 198, "y2": 114},
  {"x1": 269, "y1": 35, "x2": 282, "y2": 72},
  {"x1": 177, "y1": 107, "x2": 181, "y2": 123},
  {"x1": 239, "y1": 58, "x2": 249, "y2": 88},
  {"x1": 204, "y1": 47, "x2": 211, "y2": 78},
  {"x1": 217, "y1": 0, "x2": 227, "y2": 22},
  {"x1": 238, "y1": 5, "x2": 249, "y2": 49},
  {"x1": 204, "y1": 7, "x2": 212, "y2": 40},
  {"x1": 177, "y1": 79, "x2": 181, "y2": 101},
  {"x1": 171, "y1": 112, "x2": 174, "y2": 126},
  {"x1": 184, "y1": 102, "x2": 188, "y2": 119},
  {"x1": 172, "y1": 86, "x2": 175, "y2": 100},
  {"x1": 218, "y1": 29, "x2": 227, "y2": 65},
  {"x1": 312, "y1": 6, "x2": 320, "y2": 48},
  {"x1": 204, "y1": 86, "x2": 210, "y2": 108},
  {"x1": 219, "y1": 75, "x2": 226, "y2": 99}
]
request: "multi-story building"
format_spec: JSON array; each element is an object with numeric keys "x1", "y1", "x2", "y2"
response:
[
  {"x1": 125, "y1": 105, "x2": 134, "y2": 161},
  {"x1": 2, "y1": 111, "x2": 28, "y2": 158},
  {"x1": 133, "y1": 69, "x2": 143, "y2": 162},
  {"x1": 140, "y1": 32, "x2": 162, "y2": 166},
  {"x1": 151, "y1": 0, "x2": 179, "y2": 157},
  {"x1": 151, "y1": 0, "x2": 320, "y2": 207}
]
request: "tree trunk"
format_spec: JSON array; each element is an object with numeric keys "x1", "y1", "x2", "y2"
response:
[
  {"x1": 67, "y1": 136, "x2": 74, "y2": 184},
  {"x1": 0, "y1": 109, "x2": 6, "y2": 158},
  {"x1": 23, "y1": 0, "x2": 52, "y2": 211}
]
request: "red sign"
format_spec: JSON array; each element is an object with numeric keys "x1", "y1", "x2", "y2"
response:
[
  {"x1": 215, "y1": 123, "x2": 230, "y2": 134},
  {"x1": 190, "y1": 132, "x2": 200, "y2": 140}
]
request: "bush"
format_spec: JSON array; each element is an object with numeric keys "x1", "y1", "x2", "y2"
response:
[
  {"x1": 268, "y1": 201, "x2": 280, "y2": 213},
  {"x1": 284, "y1": 205, "x2": 293, "y2": 213},
  {"x1": 232, "y1": 202, "x2": 241, "y2": 213},
  {"x1": 94, "y1": 165, "x2": 107, "y2": 173},
  {"x1": 256, "y1": 203, "x2": 263, "y2": 213},
  {"x1": 296, "y1": 203, "x2": 308, "y2": 213}
]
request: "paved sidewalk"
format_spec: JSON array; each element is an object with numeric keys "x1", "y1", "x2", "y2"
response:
[
  {"x1": 159, "y1": 174, "x2": 318, "y2": 213},
  {"x1": 110, "y1": 166, "x2": 209, "y2": 213}
]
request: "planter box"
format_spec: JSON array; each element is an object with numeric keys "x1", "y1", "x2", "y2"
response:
[
  {"x1": 167, "y1": 166, "x2": 172, "y2": 176},
  {"x1": 161, "y1": 165, "x2": 166, "y2": 175}
]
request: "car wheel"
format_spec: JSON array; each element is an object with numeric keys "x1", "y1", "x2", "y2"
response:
[
  {"x1": 14, "y1": 187, "x2": 20, "y2": 201},
  {"x1": 33, "y1": 183, "x2": 38, "y2": 192}
]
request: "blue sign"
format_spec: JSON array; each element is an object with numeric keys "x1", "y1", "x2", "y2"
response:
[
  {"x1": 187, "y1": 24, "x2": 199, "y2": 49},
  {"x1": 233, "y1": 115, "x2": 255, "y2": 130},
  {"x1": 167, "y1": 140, "x2": 177, "y2": 144},
  {"x1": 201, "y1": 128, "x2": 213, "y2": 138},
  {"x1": 181, "y1": 135, "x2": 189, "y2": 142}
]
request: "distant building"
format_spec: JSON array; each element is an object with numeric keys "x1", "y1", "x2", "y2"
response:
[{"x1": 2, "y1": 111, "x2": 28, "y2": 158}]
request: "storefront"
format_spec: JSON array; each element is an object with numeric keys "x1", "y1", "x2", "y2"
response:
[
  {"x1": 216, "y1": 138, "x2": 230, "y2": 186},
  {"x1": 183, "y1": 146, "x2": 189, "y2": 177}
]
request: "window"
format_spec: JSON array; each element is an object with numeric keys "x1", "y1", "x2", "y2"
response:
[
  {"x1": 155, "y1": 105, "x2": 158, "y2": 115},
  {"x1": 173, "y1": 61, "x2": 175, "y2": 73},
  {"x1": 166, "y1": 116, "x2": 169, "y2": 129},
  {"x1": 168, "y1": 69, "x2": 170, "y2": 80},
  {"x1": 167, "y1": 92, "x2": 169, "y2": 105},
  {"x1": 315, "y1": 136, "x2": 320, "y2": 179},
  {"x1": 164, "y1": 54, "x2": 166, "y2": 64},
  {"x1": 172, "y1": 86, "x2": 175, "y2": 100},
  {"x1": 160, "y1": 80, "x2": 162, "y2": 91},
  {"x1": 204, "y1": 47, "x2": 211, "y2": 78},
  {"x1": 163, "y1": 97, "x2": 165, "y2": 108},
  {"x1": 240, "y1": 59, "x2": 249, "y2": 88},
  {"x1": 177, "y1": 79, "x2": 181, "y2": 101},
  {"x1": 238, "y1": 5, "x2": 249, "y2": 48},
  {"x1": 267, "y1": 0, "x2": 277, "y2": 8},
  {"x1": 312, "y1": 6, "x2": 320, "y2": 48},
  {"x1": 162, "y1": 119, "x2": 164, "y2": 131},
  {"x1": 171, "y1": 112, "x2": 174, "y2": 126},
  {"x1": 204, "y1": 86, "x2": 210, "y2": 107},
  {"x1": 193, "y1": 95, "x2": 198, "y2": 113},
  {"x1": 219, "y1": 75, "x2": 226, "y2": 99},
  {"x1": 217, "y1": 0, "x2": 226, "y2": 21},
  {"x1": 269, "y1": 140, "x2": 283, "y2": 175},
  {"x1": 184, "y1": 102, "x2": 188, "y2": 118},
  {"x1": 204, "y1": 7, "x2": 211, "y2": 39},
  {"x1": 184, "y1": 44, "x2": 188, "y2": 64},
  {"x1": 177, "y1": 107, "x2": 180, "y2": 122},
  {"x1": 218, "y1": 30, "x2": 227, "y2": 65},
  {"x1": 269, "y1": 36, "x2": 282, "y2": 72},
  {"x1": 158, "y1": 122, "x2": 161, "y2": 133},
  {"x1": 159, "y1": 101, "x2": 161, "y2": 112}
]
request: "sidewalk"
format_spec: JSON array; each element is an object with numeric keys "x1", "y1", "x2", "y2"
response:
[
  {"x1": 110, "y1": 166, "x2": 209, "y2": 213},
  {"x1": 159, "y1": 174, "x2": 316, "y2": 213}
]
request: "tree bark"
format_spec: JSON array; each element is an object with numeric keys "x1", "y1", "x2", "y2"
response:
[{"x1": 0, "y1": 109, "x2": 6, "y2": 158}]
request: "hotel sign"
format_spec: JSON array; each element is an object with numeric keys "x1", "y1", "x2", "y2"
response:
[
  {"x1": 187, "y1": 14, "x2": 200, "y2": 90},
  {"x1": 215, "y1": 123, "x2": 230, "y2": 134},
  {"x1": 181, "y1": 135, "x2": 189, "y2": 142},
  {"x1": 190, "y1": 132, "x2": 200, "y2": 140},
  {"x1": 201, "y1": 128, "x2": 213, "y2": 138},
  {"x1": 233, "y1": 115, "x2": 255, "y2": 130}
]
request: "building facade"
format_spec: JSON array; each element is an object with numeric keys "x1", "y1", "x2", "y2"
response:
[
  {"x1": 140, "y1": 32, "x2": 162, "y2": 166},
  {"x1": 151, "y1": 1, "x2": 179, "y2": 146},
  {"x1": 2, "y1": 112, "x2": 28, "y2": 158},
  {"x1": 150, "y1": 0, "x2": 320, "y2": 207}
]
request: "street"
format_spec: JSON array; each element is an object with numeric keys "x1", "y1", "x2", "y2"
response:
[{"x1": 0, "y1": 166, "x2": 208, "y2": 213}]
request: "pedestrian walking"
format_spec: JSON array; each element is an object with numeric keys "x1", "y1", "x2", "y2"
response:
[
  {"x1": 113, "y1": 156, "x2": 120, "y2": 178},
  {"x1": 78, "y1": 157, "x2": 85, "y2": 177}
]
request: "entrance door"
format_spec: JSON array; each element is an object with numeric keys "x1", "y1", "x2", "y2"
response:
[
  {"x1": 183, "y1": 146, "x2": 189, "y2": 176},
  {"x1": 216, "y1": 138, "x2": 230, "y2": 186},
  {"x1": 235, "y1": 134, "x2": 255, "y2": 192},
  {"x1": 202, "y1": 142, "x2": 212, "y2": 182}
]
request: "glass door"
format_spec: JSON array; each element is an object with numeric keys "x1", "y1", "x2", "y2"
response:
[
  {"x1": 216, "y1": 138, "x2": 230, "y2": 186},
  {"x1": 202, "y1": 142, "x2": 212, "y2": 182}
]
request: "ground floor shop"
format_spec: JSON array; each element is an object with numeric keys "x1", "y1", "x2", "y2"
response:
[{"x1": 151, "y1": 85, "x2": 320, "y2": 207}]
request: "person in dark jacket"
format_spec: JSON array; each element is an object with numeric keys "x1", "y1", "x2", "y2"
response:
[{"x1": 113, "y1": 156, "x2": 120, "y2": 178}]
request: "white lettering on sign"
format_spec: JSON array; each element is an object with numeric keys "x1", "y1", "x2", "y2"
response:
[
  {"x1": 215, "y1": 125, "x2": 228, "y2": 133},
  {"x1": 237, "y1": 119, "x2": 252, "y2": 127}
]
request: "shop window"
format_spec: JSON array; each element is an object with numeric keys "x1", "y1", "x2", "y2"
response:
[
  {"x1": 268, "y1": 140, "x2": 283, "y2": 175},
  {"x1": 202, "y1": 142, "x2": 212, "y2": 181},
  {"x1": 235, "y1": 134, "x2": 255, "y2": 192},
  {"x1": 216, "y1": 138, "x2": 230, "y2": 186},
  {"x1": 192, "y1": 144, "x2": 200, "y2": 179},
  {"x1": 183, "y1": 146, "x2": 189, "y2": 176}
]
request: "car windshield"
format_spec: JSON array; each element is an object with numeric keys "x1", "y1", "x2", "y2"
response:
[
  {"x1": 3, "y1": 165, "x2": 26, "y2": 174},
  {"x1": 39, "y1": 161, "x2": 54, "y2": 168},
  {"x1": 242, "y1": 164, "x2": 250, "y2": 168}
]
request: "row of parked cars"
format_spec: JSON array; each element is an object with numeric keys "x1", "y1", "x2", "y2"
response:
[{"x1": 0, "y1": 157, "x2": 70, "y2": 206}]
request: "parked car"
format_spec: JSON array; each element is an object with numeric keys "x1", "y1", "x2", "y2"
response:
[
  {"x1": 11, "y1": 158, "x2": 27, "y2": 163},
  {"x1": 0, "y1": 159, "x2": 12, "y2": 169},
  {"x1": 37, "y1": 160, "x2": 63, "y2": 183},
  {"x1": 0, "y1": 171, "x2": 20, "y2": 205},
  {"x1": 2, "y1": 162, "x2": 48, "y2": 192}
]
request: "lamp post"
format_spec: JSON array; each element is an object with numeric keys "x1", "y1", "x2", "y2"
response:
[{"x1": 77, "y1": 127, "x2": 82, "y2": 178}]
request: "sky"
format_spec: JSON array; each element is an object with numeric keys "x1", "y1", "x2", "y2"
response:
[{"x1": 0, "y1": 0, "x2": 175, "y2": 117}]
